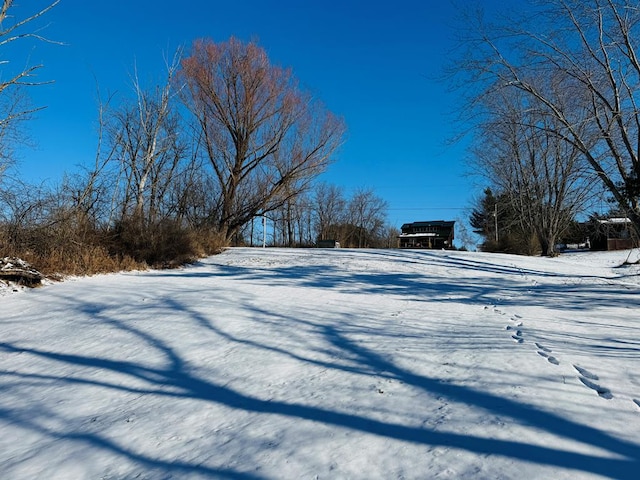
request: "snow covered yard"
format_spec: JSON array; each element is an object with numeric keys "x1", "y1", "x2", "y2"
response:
[{"x1": 1, "y1": 247, "x2": 640, "y2": 479}]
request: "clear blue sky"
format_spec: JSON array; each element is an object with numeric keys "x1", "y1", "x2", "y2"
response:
[{"x1": 8, "y1": 0, "x2": 506, "y2": 235}]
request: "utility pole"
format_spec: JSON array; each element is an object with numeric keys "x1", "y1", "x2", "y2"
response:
[
  {"x1": 263, "y1": 215, "x2": 267, "y2": 248},
  {"x1": 494, "y1": 203, "x2": 499, "y2": 242}
]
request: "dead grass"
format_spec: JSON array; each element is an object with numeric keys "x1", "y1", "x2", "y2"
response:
[{"x1": 0, "y1": 223, "x2": 228, "y2": 278}]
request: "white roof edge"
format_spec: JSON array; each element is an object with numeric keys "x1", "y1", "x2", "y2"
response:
[
  {"x1": 398, "y1": 233, "x2": 437, "y2": 238},
  {"x1": 598, "y1": 218, "x2": 631, "y2": 224}
]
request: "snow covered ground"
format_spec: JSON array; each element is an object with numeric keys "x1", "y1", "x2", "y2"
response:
[{"x1": 1, "y1": 247, "x2": 640, "y2": 479}]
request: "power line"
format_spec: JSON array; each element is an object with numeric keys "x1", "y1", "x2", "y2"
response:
[{"x1": 388, "y1": 207, "x2": 466, "y2": 211}]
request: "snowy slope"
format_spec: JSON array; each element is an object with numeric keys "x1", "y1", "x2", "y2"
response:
[{"x1": 1, "y1": 247, "x2": 639, "y2": 479}]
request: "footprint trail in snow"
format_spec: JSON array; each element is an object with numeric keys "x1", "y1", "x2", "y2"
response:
[{"x1": 573, "y1": 365, "x2": 613, "y2": 400}]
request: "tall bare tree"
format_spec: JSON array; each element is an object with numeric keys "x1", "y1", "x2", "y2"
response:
[
  {"x1": 347, "y1": 188, "x2": 388, "y2": 248},
  {"x1": 472, "y1": 87, "x2": 596, "y2": 255},
  {"x1": 178, "y1": 37, "x2": 346, "y2": 242},
  {"x1": 312, "y1": 182, "x2": 346, "y2": 241},
  {"x1": 0, "y1": 0, "x2": 59, "y2": 179},
  {"x1": 104, "y1": 56, "x2": 187, "y2": 228},
  {"x1": 459, "y1": 0, "x2": 640, "y2": 235}
]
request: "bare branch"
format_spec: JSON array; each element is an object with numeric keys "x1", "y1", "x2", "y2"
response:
[{"x1": 178, "y1": 37, "x2": 345, "y2": 241}]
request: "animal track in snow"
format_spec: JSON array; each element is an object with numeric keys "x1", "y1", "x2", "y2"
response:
[
  {"x1": 535, "y1": 343, "x2": 552, "y2": 353},
  {"x1": 537, "y1": 351, "x2": 559, "y2": 365},
  {"x1": 509, "y1": 327, "x2": 524, "y2": 343},
  {"x1": 579, "y1": 377, "x2": 613, "y2": 399},
  {"x1": 501, "y1": 313, "x2": 526, "y2": 344},
  {"x1": 573, "y1": 365, "x2": 598, "y2": 380}
]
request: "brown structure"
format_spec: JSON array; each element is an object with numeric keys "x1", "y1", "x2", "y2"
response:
[
  {"x1": 398, "y1": 221, "x2": 455, "y2": 249},
  {"x1": 590, "y1": 218, "x2": 638, "y2": 251}
]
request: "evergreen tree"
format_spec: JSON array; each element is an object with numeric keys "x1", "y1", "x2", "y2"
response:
[
  {"x1": 470, "y1": 188, "x2": 539, "y2": 255},
  {"x1": 470, "y1": 188, "x2": 498, "y2": 243}
]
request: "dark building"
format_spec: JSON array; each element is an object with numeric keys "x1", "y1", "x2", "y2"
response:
[
  {"x1": 589, "y1": 218, "x2": 638, "y2": 251},
  {"x1": 316, "y1": 239, "x2": 340, "y2": 248},
  {"x1": 398, "y1": 220, "x2": 455, "y2": 249}
]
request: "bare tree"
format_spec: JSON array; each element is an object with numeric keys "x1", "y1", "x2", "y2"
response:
[
  {"x1": 178, "y1": 37, "x2": 346, "y2": 242},
  {"x1": 472, "y1": 87, "x2": 596, "y2": 255},
  {"x1": 106, "y1": 55, "x2": 186, "y2": 227},
  {"x1": 459, "y1": 0, "x2": 640, "y2": 234},
  {"x1": 347, "y1": 188, "x2": 388, "y2": 248},
  {"x1": 276, "y1": 191, "x2": 315, "y2": 247},
  {"x1": 0, "y1": 0, "x2": 59, "y2": 180},
  {"x1": 312, "y1": 182, "x2": 346, "y2": 241},
  {"x1": 174, "y1": 162, "x2": 221, "y2": 230}
]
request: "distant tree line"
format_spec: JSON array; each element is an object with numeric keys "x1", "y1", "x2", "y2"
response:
[
  {"x1": 0, "y1": 2, "x2": 394, "y2": 275},
  {"x1": 240, "y1": 184, "x2": 396, "y2": 249},
  {"x1": 471, "y1": 187, "x2": 637, "y2": 254},
  {"x1": 458, "y1": 0, "x2": 640, "y2": 255},
  {"x1": 470, "y1": 188, "x2": 588, "y2": 255}
]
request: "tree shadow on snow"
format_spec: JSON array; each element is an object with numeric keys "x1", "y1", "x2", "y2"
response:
[
  {"x1": 2, "y1": 249, "x2": 640, "y2": 478},
  {"x1": 1, "y1": 289, "x2": 640, "y2": 478},
  {"x1": 166, "y1": 249, "x2": 640, "y2": 313}
]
